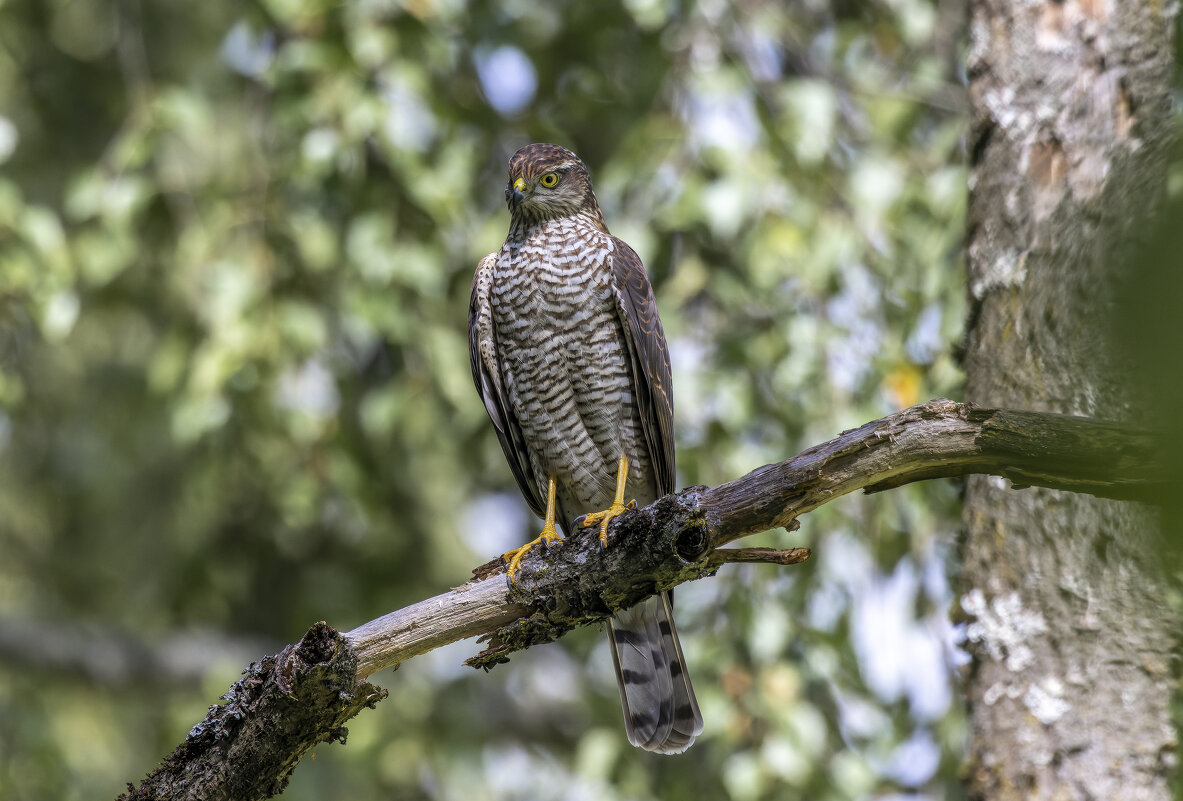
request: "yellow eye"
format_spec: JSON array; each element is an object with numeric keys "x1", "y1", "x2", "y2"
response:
[{"x1": 539, "y1": 172, "x2": 559, "y2": 188}]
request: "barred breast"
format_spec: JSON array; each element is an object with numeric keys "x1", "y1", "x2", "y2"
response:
[{"x1": 490, "y1": 213, "x2": 656, "y2": 529}]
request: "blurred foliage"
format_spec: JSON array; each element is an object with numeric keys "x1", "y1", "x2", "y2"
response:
[{"x1": 0, "y1": 0, "x2": 980, "y2": 799}]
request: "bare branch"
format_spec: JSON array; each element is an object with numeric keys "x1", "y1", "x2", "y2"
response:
[
  {"x1": 348, "y1": 398, "x2": 1163, "y2": 677},
  {"x1": 708, "y1": 546, "x2": 812, "y2": 567},
  {"x1": 119, "y1": 399, "x2": 1163, "y2": 801}
]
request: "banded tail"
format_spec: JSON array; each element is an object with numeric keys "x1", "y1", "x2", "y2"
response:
[{"x1": 607, "y1": 592, "x2": 703, "y2": 753}]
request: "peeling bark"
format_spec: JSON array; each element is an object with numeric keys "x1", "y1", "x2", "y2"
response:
[
  {"x1": 963, "y1": 0, "x2": 1179, "y2": 798},
  {"x1": 116, "y1": 401, "x2": 1169, "y2": 800},
  {"x1": 118, "y1": 623, "x2": 386, "y2": 801},
  {"x1": 347, "y1": 400, "x2": 1165, "y2": 677}
]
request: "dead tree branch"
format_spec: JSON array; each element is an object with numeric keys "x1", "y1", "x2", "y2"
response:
[{"x1": 119, "y1": 399, "x2": 1164, "y2": 801}]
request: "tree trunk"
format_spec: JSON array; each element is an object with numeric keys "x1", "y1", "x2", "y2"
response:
[{"x1": 963, "y1": 1, "x2": 1178, "y2": 799}]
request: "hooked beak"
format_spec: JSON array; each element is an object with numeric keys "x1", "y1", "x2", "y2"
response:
[{"x1": 506, "y1": 177, "x2": 528, "y2": 210}]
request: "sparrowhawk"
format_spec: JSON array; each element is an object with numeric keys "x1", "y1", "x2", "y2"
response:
[{"x1": 468, "y1": 143, "x2": 703, "y2": 753}]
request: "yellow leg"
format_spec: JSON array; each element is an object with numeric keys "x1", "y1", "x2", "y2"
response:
[
  {"x1": 581, "y1": 456, "x2": 636, "y2": 547},
  {"x1": 502, "y1": 476, "x2": 562, "y2": 584}
]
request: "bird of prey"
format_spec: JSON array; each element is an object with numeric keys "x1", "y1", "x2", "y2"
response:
[{"x1": 468, "y1": 143, "x2": 703, "y2": 753}]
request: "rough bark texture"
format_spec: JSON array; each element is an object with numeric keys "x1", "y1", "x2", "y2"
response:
[
  {"x1": 345, "y1": 400, "x2": 1164, "y2": 678},
  {"x1": 116, "y1": 402, "x2": 1168, "y2": 799},
  {"x1": 963, "y1": 1, "x2": 1179, "y2": 799},
  {"x1": 118, "y1": 623, "x2": 386, "y2": 801}
]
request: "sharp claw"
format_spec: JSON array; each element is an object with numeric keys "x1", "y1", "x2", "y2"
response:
[
  {"x1": 501, "y1": 525, "x2": 562, "y2": 586},
  {"x1": 580, "y1": 502, "x2": 629, "y2": 547}
]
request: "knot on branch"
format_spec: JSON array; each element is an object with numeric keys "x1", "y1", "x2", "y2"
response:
[
  {"x1": 673, "y1": 504, "x2": 711, "y2": 562},
  {"x1": 277, "y1": 620, "x2": 339, "y2": 693}
]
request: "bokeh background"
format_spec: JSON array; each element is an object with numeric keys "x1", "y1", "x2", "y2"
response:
[{"x1": 0, "y1": 1, "x2": 973, "y2": 799}]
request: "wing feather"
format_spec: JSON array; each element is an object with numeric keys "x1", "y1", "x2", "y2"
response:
[
  {"x1": 608, "y1": 240, "x2": 675, "y2": 498},
  {"x1": 468, "y1": 253, "x2": 547, "y2": 518}
]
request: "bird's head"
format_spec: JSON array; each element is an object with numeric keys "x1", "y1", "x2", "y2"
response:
[{"x1": 504, "y1": 143, "x2": 602, "y2": 225}]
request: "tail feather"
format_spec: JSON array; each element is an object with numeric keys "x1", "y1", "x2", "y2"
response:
[{"x1": 607, "y1": 592, "x2": 702, "y2": 754}]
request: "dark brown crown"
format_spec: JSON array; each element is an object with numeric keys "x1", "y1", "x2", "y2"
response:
[{"x1": 508, "y1": 143, "x2": 586, "y2": 181}]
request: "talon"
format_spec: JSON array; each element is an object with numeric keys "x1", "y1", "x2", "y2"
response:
[
  {"x1": 581, "y1": 456, "x2": 635, "y2": 549},
  {"x1": 502, "y1": 522, "x2": 562, "y2": 584},
  {"x1": 503, "y1": 475, "x2": 561, "y2": 585},
  {"x1": 582, "y1": 501, "x2": 630, "y2": 548}
]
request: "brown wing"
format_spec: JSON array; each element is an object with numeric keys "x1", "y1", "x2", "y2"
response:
[
  {"x1": 608, "y1": 240, "x2": 676, "y2": 497},
  {"x1": 468, "y1": 253, "x2": 547, "y2": 518}
]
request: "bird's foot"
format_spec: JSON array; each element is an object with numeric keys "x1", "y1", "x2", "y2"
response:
[
  {"x1": 581, "y1": 500, "x2": 637, "y2": 548},
  {"x1": 502, "y1": 522, "x2": 563, "y2": 585}
]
